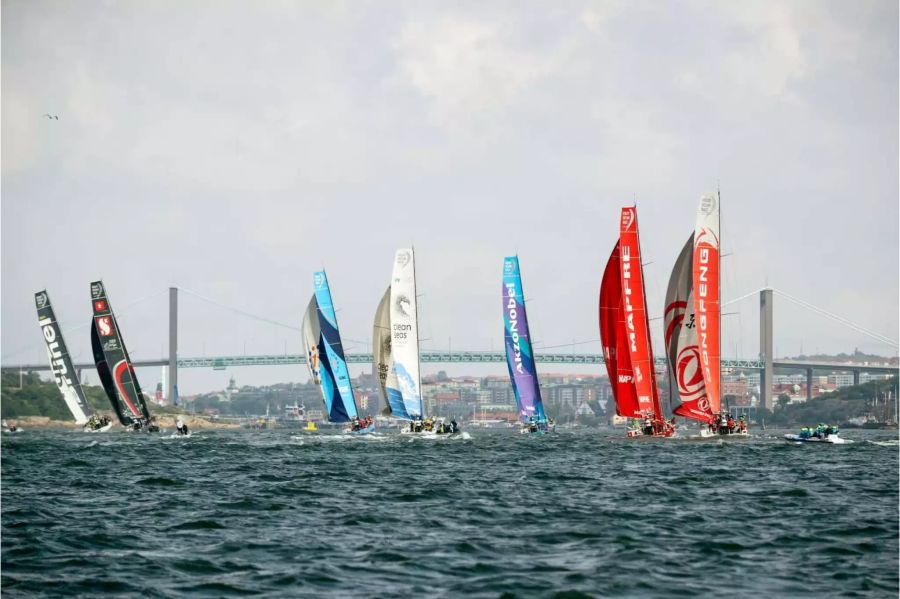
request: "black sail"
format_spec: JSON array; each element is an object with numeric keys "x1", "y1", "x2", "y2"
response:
[
  {"x1": 35, "y1": 290, "x2": 93, "y2": 424},
  {"x1": 90, "y1": 281, "x2": 151, "y2": 426}
]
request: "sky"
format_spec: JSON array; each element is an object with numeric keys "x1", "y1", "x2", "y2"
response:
[{"x1": 2, "y1": 0, "x2": 898, "y2": 394}]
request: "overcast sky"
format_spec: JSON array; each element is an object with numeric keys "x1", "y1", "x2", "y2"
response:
[{"x1": 3, "y1": 0, "x2": 898, "y2": 394}]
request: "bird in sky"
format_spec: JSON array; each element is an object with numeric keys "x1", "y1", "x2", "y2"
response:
[{"x1": 42, "y1": 114, "x2": 58, "y2": 120}]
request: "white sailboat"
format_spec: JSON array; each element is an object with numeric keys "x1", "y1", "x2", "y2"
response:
[{"x1": 373, "y1": 248, "x2": 460, "y2": 437}]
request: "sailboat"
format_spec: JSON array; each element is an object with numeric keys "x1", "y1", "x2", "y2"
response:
[
  {"x1": 301, "y1": 270, "x2": 371, "y2": 434},
  {"x1": 502, "y1": 256, "x2": 552, "y2": 434},
  {"x1": 599, "y1": 206, "x2": 674, "y2": 438},
  {"x1": 34, "y1": 290, "x2": 110, "y2": 431},
  {"x1": 373, "y1": 248, "x2": 458, "y2": 436},
  {"x1": 90, "y1": 281, "x2": 158, "y2": 432},
  {"x1": 663, "y1": 193, "x2": 747, "y2": 438}
]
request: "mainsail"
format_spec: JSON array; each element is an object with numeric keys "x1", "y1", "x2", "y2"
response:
[
  {"x1": 618, "y1": 207, "x2": 662, "y2": 417},
  {"x1": 372, "y1": 248, "x2": 422, "y2": 420},
  {"x1": 693, "y1": 193, "x2": 721, "y2": 415},
  {"x1": 34, "y1": 290, "x2": 92, "y2": 424},
  {"x1": 598, "y1": 207, "x2": 662, "y2": 418},
  {"x1": 90, "y1": 281, "x2": 151, "y2": 426},
  {"x1": 502, "y1": 256, "x2": 547, "y2": 422},
  {"x1": 301, "y1": 271, "x2": 359, "y2": 423},
  {"x1": 663, "y1": 194, "x2": 723, "y2": 423}
]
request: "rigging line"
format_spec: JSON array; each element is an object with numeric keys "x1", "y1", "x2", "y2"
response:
[
  {"x1": 178, "y1": 287, "x2": 301, "y2": 332},
  {"x1": 533, "y1": 339, "x2": 601, "y2": 350},
  {"x1": 1, "y1": 289, "x2": 170, "y2": 360},
  {"x1": 722, "y1": 288, "x2": 766, "y2": 306},
  {"x1": 772, "y1": 288, "x2": 899, "y2": 348}
]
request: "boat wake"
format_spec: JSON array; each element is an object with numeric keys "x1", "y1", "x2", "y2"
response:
[{"x1": 867, "y1": 439, "x2": 899, "y2": 447}]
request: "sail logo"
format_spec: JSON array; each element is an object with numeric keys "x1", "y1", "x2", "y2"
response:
[
  {"x1": 699, "y1": 194, "x2": 717, "y2": 216},
  {"x1": 41, "y1": 320, "x2": 74, "y2": 389},
  {"x1": 620, "y1": 245, "x2": 638, "y2": 352},
  {"x1": 314, "y1": 273, "x2": 325, "y2": 288},
  {"x1": 91, "y1": 282, "x2": 104, "y2": 299},
  {"x1": 96, "y1": 316, "x2": 113, "y2": 337},
  {"x1": 618, "y1": 374, "x2": 633, "y2": 383},
  {"x1": 696, "y1": 247, "x2": 711, "y2": 381},
  {"x1": 94, "y1": 300, "x2": 107, "y2": 312},
  {"x1": 396, "y1": 251, "x2": 411, "y2": 268},
  {"x1": 621, "y1": 207, "x2": 635, "y2": 231},
  {"x1": 35, "y1": 292, "x2": 48, "y2": 309},
  {"x1": 505, "y1": 283, "x2": 525, "y2": 374},
  {"x1": 394, "y1": 294, "x2": 413, "y2": 318}
]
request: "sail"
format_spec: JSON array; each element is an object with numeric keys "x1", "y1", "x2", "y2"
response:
[
  {"x1": 301, "y1": 296, "x2": 322, "y2": 385},
  {"x1": 599, "y1": 242, "x2": 641, "y2": 417},
  {"x1": 693, "y1": 193, "x2": 721, "y2": 415},
  {"x1": 502, "y1": 256, "x2": 546, "y2": 422},
  {"x1": 310, "y1": 271, "x2": 358, "y2": 422},
  {"x1": 618, "y1": 207, "x2": 662, "y2": 417},
  {"x1": 664, "y1": 234, "x2": 714, "y2": 422},
  {"x1": 90, "y1": 281, "x2": 150, "y2": 426},
  {"x1": 388, "y1": 248, "x2": 423, "y2": 419},
  {"x1": 34, "y1": 291, "x2": 91, "y2": 424},
  {"x1": 372, "y1": 286, "x2": 402, "y2": 417}
]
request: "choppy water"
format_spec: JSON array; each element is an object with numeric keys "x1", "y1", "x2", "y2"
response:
[{"x1": 2, "y1": 427, "x2": 898, "y2": 598}]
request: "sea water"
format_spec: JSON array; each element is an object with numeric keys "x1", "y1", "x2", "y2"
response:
[{"x1": 2, "y1": 428, "x2": 897, "y2": 598}]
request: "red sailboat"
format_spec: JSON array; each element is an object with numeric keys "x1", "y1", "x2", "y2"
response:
[{"x1": 600, "y1": 206, "x2": 674, "y2": 438}]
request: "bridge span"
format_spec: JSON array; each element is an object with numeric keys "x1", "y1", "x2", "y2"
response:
[{"x1": 3, "y1": 288, "x2": 896, "y2": 410}]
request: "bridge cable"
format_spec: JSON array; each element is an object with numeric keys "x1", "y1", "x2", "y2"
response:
[
  {"x1": 1, "y1": 289, "x2": 169, "y2": 360},
  {"x1": 772, "y1": 288, "x2": 898, "y2": 349},
  {"x1": 177, "y1": 288, "x2": 301, "y2": 332}
]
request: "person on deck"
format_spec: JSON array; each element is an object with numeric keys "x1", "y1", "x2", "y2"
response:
[
  {"x1": 726, "y1": 415, "x2": 735, "y2": 433},
  {"x1": 642, "y1": 415, "x2": 653, "y2": 436},
  {"x1": 738, "y1": 416, "x2": 747, "y2": 433},
  {"x1": 175, "y1": 418, "x2": 189, "y2": 435},
  {"x1": 450, "y1": 419, "x2": 459, "y2": 433}
]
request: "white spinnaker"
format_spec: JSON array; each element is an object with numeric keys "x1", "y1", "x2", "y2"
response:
[
  {"x1": 301, "y1": 296, "x2": 321, "y2": 385},
  {"x1": 389, "y1": 248, "x2": 422, "y2": 417},
  {"x1": 372, "y1": 286, "x2": 398, "y2": 415}
]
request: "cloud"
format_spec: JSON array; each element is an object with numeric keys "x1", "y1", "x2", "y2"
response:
[{"x1": 392, "y1": 15, "x2": 563, "y2": 131}]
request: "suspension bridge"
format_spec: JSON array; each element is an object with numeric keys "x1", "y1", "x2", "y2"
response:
[{"x1": 3, "y1": 287, "x2": 896, "y2": 411}]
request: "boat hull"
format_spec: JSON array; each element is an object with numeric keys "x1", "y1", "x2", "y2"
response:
[
  {"x1": 84, "y1": 422, "x2": 113, "y2": 433},
  {"x1": 784, "y1": 434, "x2": 853, "y2": 444},
  {"x1": 346, "y1": 424, "x2": 375, "y2": 435}
]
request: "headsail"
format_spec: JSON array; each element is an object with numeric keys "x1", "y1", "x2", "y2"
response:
[
  {"x1": 502, "y1": 256, "x2": 547, "y2": 422},
  {"x1": 599, "y1": 243, "x2": 640, "y2": 417},
  {"x1": 303, "y1": 271, "x2": 358, "y2": 423},
  {"x1": 90, "y1": 281, "x2": 150, "y2": 426},
  {"x1": 618, "y1": 207, "x2": 662, "y2": 417},
  {"x1": 372, "y1": 286, "x2": 401, "y2": 417},
  {"x1": 34, "y1": 290, "x2": 92, "y2": 424},
  {"x1": 692, "y1": 193, "x2": 721, "y2": 415}
]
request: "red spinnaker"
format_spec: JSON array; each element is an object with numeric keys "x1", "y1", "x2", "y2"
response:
[{"x1": 599, "y1": 242, "x2": 641, "y2": 418}]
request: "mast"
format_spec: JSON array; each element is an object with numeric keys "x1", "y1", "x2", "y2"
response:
[
  {"x1": 718, "y1": 187, "x2": 722, "y2": 412},
  {"x1": 634, "y1": 205, "x2": 663, "y2": 418},
  {"x1": 412, "y1": 246, "x2": 423, "y2": 418}
]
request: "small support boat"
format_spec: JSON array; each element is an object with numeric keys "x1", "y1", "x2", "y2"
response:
[{"x1": 784, "y1": 433, "x2": 853, "y2": 444}]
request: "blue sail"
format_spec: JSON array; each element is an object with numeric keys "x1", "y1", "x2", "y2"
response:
[
  {"x1": 312, "y1": 271, "x2": 359, "y2": 422},
  {"x1": 502, "y1": 256, "x2": 547, "y2": 423}
]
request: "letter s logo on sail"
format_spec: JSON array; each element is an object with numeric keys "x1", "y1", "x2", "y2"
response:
[{"x1": 96, "y1": 316, "x2": 113, "y2": 337}]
